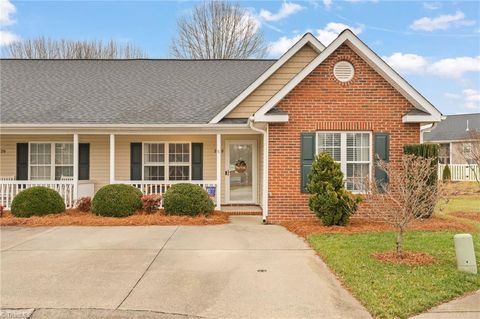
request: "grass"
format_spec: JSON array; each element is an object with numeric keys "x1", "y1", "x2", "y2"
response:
[
  {"x1": 307, "y1": 184, "x2": 480, "y2": 319},
  {"x1": 309, "y1": 231, "x2": 480, "y2": 319}
]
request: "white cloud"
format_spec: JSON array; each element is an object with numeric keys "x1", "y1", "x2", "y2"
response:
[
  {"x1": 259, "y1": 2, "x2": 305, "y2": 22},
  {"x1": 463, "y1": 89, "x2": 480, "y2": 110},
  {"x1": 323, "y1": 0, "x2": 332, "y2": 9},
  {"x1": 0, "y1": 0, "x2": 16, "y2": 26},
  {"x1": 423, "y1": 2, "x2": 441, "y2": 10},
  {"x1": 382, "y1": 53, "x2": 429, "y2": 74},
  {"x1": 410, "y1": 11, "x2": 476, "y2": 32},
  {"x1": 445, "y1": 89, "x2": 480, "y2": 111},
  {"x1": 344, "y1": 0, "x2": 379, "y2": 3},
  {"x1": 268, "y1": 22, "x2": 363, "y2": 56},
  {"x1": 0, "y1": 30, "x2": 20, "y2": 46},
  {"x1": 315, "y1": 22, "x2": 363, "y2": 46},
  {"x1": 428, "y1": 56, "x2": 480, "y2": 78},
  {"x1": 268, "y1": 34, "x2": 303, "y2": 56},
  {"x1": 383, "y1": 52, "x2": 480, "y2": 79}
]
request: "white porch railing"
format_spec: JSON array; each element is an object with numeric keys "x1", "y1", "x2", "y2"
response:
[
  {"x1": 0, "y1": 180, "x2": 76, "y2": 209},
  {"x1": 116, "y1": 180, "x2": 219, "y2": 208},
  {"x1": 438, "y1": 164, "x2": 479, "y2": 182}
]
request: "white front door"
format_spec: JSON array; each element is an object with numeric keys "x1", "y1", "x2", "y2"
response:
[{"x1": 225, "y1": 140, "x2": 257, "y2": 204}]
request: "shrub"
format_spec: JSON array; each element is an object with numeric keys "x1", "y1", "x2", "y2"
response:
[
  {"x1": 404, "y1": 143, "x2": 439, "y2": 184},
  {"x1": 11, "y1": 186, "x2": 65, "y2": 217},
  {"x1": 91, "y1": 184, "x2": 142, "y2": 217},
  {"x1": 442, "y1": 164, "x2": 451, "y2": 181},
  {"x1": 76, "y1": 196, "x2": 92, "y2": 212},
  {"x1": 307, "y1": 152, "x2": 360, "y2": 226},
  {"x1": 163, "y1": 183, "x2": 214, "y2": 216},
  {"x1": 141, "y1": 194, "x2": 162, "y2": 214},
  {"x1": 403, "y1": 143, "x2": 440, "y2": 218}
]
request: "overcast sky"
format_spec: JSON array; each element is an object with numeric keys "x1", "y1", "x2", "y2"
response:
[{"x1": 1, "y1": 0, "x2": 479, "y2": 115}]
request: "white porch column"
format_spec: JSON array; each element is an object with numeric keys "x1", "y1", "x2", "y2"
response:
[
  {"x1": 73, "y1": 133, "x2": 79, "y2": 200},
  {"x1": 216, "y1": 134, "x2": 221, "y2": 211},
  {"x1": 110, "y1": 134, "x2": 115, "y2": 184},
  {"x1": 262, "y1": 126, "x2": 269, "y2": 222}
]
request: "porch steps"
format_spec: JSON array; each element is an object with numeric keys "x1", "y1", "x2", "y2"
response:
[{"x1": 220, "y1": 205, "x2": 262, "y2": 216}]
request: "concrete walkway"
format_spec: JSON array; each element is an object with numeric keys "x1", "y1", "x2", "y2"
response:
[
  {"x1": 1, "y1": 216, "x2": 371, "y2": 319},
  {"x1": 411, "y1": 290, "x2": 480, "y2": 319}
]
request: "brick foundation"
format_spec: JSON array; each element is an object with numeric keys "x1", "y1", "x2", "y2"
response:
[{"x1": 267, "y1": 44, "x2": 420, "y2": 224}]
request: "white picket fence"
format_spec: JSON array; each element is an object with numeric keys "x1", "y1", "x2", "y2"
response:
[
  {"x1": 438, "y1": 164, "x2": 479, "y2": 182},
  {"x1": 116, "y1": 180, "x2": 219, "y2": 208},
  {"x1": 0, "y1": 180, "x2": 76, "y2": 209}
]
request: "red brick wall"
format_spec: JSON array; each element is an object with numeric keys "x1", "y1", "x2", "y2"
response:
[{"x1": 267, "y1": 44, "x2": 420, "y2": 223}]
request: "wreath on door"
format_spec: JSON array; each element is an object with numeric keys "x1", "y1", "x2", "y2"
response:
[{"x1": 235, "y1": 159, "x2": 247, "y2": 173}]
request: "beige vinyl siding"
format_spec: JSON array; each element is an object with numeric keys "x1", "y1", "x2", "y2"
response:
[
  {"x1": 114, "y1": 135, "x2": 217, "y2": 181},
  {"x1": 226, "y1": 44, "x2": 318, "y2": 118},
  {"x1": 0, "y1": 134, "x2": 110, "y2": 192},
  {"x1": 451, "y1": 142, "x2": 470, "y2": 164}
]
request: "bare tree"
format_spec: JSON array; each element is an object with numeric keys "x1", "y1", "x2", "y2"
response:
[
  {"x1": 364, "y1": 155, "x2": 440, "y2": 258},
  {"x1": 4, "y1": 37, "x2": 147, "y2": 59},
  {"x1": 461, "y1": 129, "x2": 480, "y2": 182},
  {"x1": 170, "y1": 1, "x2": 268, "y2": 59}
]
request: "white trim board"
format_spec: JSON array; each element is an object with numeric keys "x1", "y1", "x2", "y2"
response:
[
  {"x1": 209, "y1": 33, "x2": 325, "y2": 124},
  {"x1": 254, "y1": 29, "x2": 442, "y2": 123}
]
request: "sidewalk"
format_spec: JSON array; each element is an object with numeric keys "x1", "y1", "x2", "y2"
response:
[{"x1": 411, "y1": 290, "x2": 480, "y2": 319}]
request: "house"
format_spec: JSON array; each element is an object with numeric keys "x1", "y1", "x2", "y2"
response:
[
  {"x1": 0, "y1": 30, "x2": 443, "y2": 223},
  {"x1": 423, "y1": 113, "x2": 480, "y2": 181}
]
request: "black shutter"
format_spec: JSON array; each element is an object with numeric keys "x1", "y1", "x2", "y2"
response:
[
  {"x1": 78, "y1": 143, "x2": 90, "y2": 180},
  {"x1": 16, "y1": 143, "x2": 29, "y2": 180},
  {"x1": 130, "y1": 143, "x2": 142, "y2": 180},
  {"x1": 374, "y1": 133, "x2": 389, "y2": 190},
  {"x1": 191, "y1": 143, "x2": 203, "y2": 180},
  {"x1": 300, "y1": 133, "x2": 316, "y2": 193}
]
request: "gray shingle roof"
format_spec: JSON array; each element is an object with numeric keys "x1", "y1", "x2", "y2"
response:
[
  {"x1": 0, "y1": 59, "x2": 275, "y2": 125},
  {"x1": 424, "y1": 113, "x2": 480, "y2": 142}
]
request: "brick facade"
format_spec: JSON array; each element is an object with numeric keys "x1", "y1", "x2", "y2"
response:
[{"x1": 267, "y1": 44, "x2": 420, "y2": 223}]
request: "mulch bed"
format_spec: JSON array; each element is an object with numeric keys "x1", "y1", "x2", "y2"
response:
[
  {"x1": 372, "y1": 251, "x2": 436, "y2": 265},
  {"x1": 0, "y1": 209, "x2": 229, "y2": 226},
  {"x1": 281, "y1": 217, "x2": 474, "y2": 238},
  {"x1": 452, "y1": 211, "x2": 480, "y2": 222}
]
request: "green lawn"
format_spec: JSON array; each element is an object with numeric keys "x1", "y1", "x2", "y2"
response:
[
  {"x1": 308, "y1": 194, "x2": 480, "y2": 319},
  {"x1": 309, "y1": 231, "x2": 480, "y2": 319}
]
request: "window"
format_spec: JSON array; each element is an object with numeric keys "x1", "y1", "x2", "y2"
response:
[
  {"x1": 143, "y1": 143, "x2": 190, "y2": 181},
  {"x1": 438, "y1": 143, "x2": 450, "y2": 164},
  {"x1": 29, "y1": 142, "x2": 73, "y2": 180},
  {"x1": 316, "y1": 132, "x2": 371, "y2": 192}
]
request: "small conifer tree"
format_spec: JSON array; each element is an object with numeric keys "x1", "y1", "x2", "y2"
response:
[
  {"x1": 442, "y1": 164, "x2": 451, "y2": 181},
  {"x1": 307, "y1": 152, "x2": 360, "y2": 226}
]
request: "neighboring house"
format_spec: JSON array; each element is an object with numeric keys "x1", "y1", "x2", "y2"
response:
[
  {"x1": 423, "y1": 113, "x2": 480, "y2": 181},
  {"x1": 0, "y1": 30, "x2": 442, "y2": 223}
]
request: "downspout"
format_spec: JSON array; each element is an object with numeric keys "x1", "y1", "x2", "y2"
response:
[
  {"x1": 248, "y1": 116, "x2": 268, "y2": 224},
  {"x1": 420, "y1": 122, "x2": 438, "y2": 143}
]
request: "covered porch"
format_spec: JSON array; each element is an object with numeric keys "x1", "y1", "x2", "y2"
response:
[{"x1": 0, "y1": 128, "x2": 267, "y2": 217}]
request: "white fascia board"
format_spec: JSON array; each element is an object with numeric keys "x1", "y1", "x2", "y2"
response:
[
  {"x1": 402, "y1": 114, "x2": 441, "y2": 123},
  {"x1": 253, "y1": 114, "x2": 289, "y2": 123},
  {"x1": 209, "y1": 33, "x2": 324, "y2": 124},
  {"x1": 255, "y1": 30, "x2": 443, "y2": 122}
]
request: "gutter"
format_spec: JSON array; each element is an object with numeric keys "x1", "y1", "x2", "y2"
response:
[{"x1": 248, "y1": 116, "x2": 268, "y2": 224}]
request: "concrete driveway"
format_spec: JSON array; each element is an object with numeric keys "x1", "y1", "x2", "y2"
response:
[{"x1": 1, "y1": 216, "x2": 371, "y2": 319}]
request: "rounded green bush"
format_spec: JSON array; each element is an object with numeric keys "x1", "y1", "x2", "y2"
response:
[
  {"x1": 442, "y1": 164, "x2": 451, "y2": 181},
  {"x1": 91, "y1": 184, "x2": 142, "y2": 217},
  {"x1": 163, "y1": 183, "x2": 214, "y2": 216},
  {"x1": 11, "y1": 186, "x2": 65, "y2": 218}
]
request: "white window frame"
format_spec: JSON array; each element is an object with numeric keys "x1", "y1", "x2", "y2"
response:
[
  {"x1": 141, "y1": 142, "x2": 192, "y2": 181},
  {"x1": 28, "y1": 142, "x2": 74, "y2": 180},
  {"x1": 316, "y1": 131, "x2": 373, "y2": 193}
]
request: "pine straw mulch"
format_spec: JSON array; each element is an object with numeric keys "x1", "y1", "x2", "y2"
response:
[
  {"x1": 372, "y1": 251, "x2": 436, "y2": 266},
  {"x1": 281, "y1": 217, "x2": 475, "y2": 238},
  {"x1": 0, "y1": 209, "x2": 229, "y2": 227},
  {"x1": 452, "y1": 211, "x2": 480, "y2": 222}
]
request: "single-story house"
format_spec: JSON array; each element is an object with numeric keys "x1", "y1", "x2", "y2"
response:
[
  {"x1": 423, "y1": 113, "x2": 479, "y2": 181},
  {"x1": 0, "y1": 30, "x2": 442, "y2": 223}
]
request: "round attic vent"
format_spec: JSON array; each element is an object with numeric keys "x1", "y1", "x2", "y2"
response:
[{"x1": 333, "y1": 61, "x2": 354, "y2": 82}]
